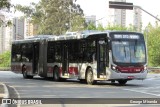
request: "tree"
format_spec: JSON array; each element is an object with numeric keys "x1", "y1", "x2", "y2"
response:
[
  {"x1": 86, "y1": 22, "x2": 96, "y2": 30},
  {"x1": 0, "y1": 0, "x2": 11, "y2": 10},
  {"x1": 86, "y1": 23, "x2": 138, "y2": 32},
  {"x1": 144, "y1": 23, "x2": 160, "y2": 66},
  {"x1": 105, "y1": 24, "x2": 127, "y2": 31},
  {"x1": 16, "y1": 0, "x2": 85, "y2": 35},
  {"x1": 0, "y1": 0, "x2": 12, "y2": 26},
  {"x1": 127, "y1": 24, "x2": 136, "y2": 32},
  {"x1": 97, "y1": 23, "x2": 105, "y2": 31}
]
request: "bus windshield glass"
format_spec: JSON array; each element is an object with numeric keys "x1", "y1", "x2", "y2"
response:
[{"x1": 112, "y1": 40, "x2": 146, "y2": 63}]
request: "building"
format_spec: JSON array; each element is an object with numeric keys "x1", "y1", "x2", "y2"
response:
[
  {"x1": 108, "y1": 0, "x2": 126, "y2": 27},
  {"x1": 13, "y1": 17, "x2": 37, "y2": 40},
  {"x1": 13, "y1": 18, "x2": 25, "y2": 40},
  {"x1": 133, "y1": 7, "x2": 142, "y2": 32},
  {"x1": 0, "y1": 12, "x2": 12, "y2": 54},
  {"x1": 26, "y1": 19, "x2": 34, "y2": 38},
  {"x1": 85, "y1": 15, "x2": 96, "y2": 26}
]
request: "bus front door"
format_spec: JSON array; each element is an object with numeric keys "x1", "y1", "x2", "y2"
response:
[
  {"x1": 97, "y1": 42, "x2": 107, "y2": 78},
  {"x1": 62, "y1": 44, "x2": 69, "y2": 76}
]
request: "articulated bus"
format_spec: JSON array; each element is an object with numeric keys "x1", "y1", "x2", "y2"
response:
[{"x1": 11, "y1": 31, "x2": 147, "y2": 85}]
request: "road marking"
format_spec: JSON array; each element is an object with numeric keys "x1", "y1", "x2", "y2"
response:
[
  {"x1": 145, "y1": 78, "x2": 160, "y2": 80},
  {"x1": 132, "y1": 86, "x2": 160, "y2": 90},
  {"x1": 9, "y1": 85, "x2": 21, "y2": 107},
  {"x1": 124, "y1": 88, "x2": 160, "y2": 97}
]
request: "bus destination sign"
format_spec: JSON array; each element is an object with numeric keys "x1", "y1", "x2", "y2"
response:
[{"x1": 114, "y1": 34, "x2": 139, "y2": 39}]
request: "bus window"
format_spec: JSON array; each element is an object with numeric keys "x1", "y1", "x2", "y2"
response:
[
  {"x1": 47, "y1": 42, "x2": 55, "y2": 63},
  {"x1": 86, "y1": 40, "x2": 96, "y2": 62},
  {"x1": 68, "y1": 41, "x2": 80, "y2": 63},
  {"x1": 21, "y1": 44, "x2": 33, "y2": 62},
  {"x1": 12, "y1": 44, "x2": 21, "y2": 62},
  {"x1": 54, "y1": 43, "x2": 62, "y2": 62}
]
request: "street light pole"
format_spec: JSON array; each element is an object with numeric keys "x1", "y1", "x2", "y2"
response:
[
  {"x1": 134, "y1": 5, "x2": 160, "y2": 22},
  {"x1": 109, "y1": 1, "x2": 160, "y2": 22}
]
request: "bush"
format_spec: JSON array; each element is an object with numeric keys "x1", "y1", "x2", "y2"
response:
[{"x1": 0, "y1": 51, "x2": 11, "y2": 67}]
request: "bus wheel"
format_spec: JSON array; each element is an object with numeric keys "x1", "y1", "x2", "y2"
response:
[
  {"x1": 118, "y1": 80, "x2": 127, "y2": 85},
  {"x1": 86, "y1": 68, "x2": 96, "y2": 85},
  {"x1": 28, "y1": 75, "x2": 33, "y2": 79},
  {"x1": 79, "y1": 79, "x2": 86, "y2": 83},
  {"x1": 22, "y1": 67, "x2": 28, "y2": 79},
  {"x1": 53, "y1": 67, "x2": 60, "y2": 81}
]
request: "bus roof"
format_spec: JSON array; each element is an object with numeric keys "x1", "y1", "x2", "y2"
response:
[
  {"x1": 12, "y1": 35, "x2": 56, "y2": 44},
  {"x1": 47, "y1": 30, "x2": 107, "y2": 41},
  {"x1": 12, "y1": 30, "x2": 143, "y2": 44}
]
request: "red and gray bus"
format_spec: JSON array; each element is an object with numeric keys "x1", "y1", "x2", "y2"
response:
[{"x1": 11, "y1": 31, "x2": 147, "y2": 85}]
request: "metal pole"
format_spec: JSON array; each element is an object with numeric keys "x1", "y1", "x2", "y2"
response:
[
  {"x1": 134, "y1": 5, "x2": 160, "y2": 22},
  {"x1": 145, "y1": 28, "x2": 149, "y2": 64},
  {"x1": 109, "y1": 3, "x2": 160, "y2": 21}
]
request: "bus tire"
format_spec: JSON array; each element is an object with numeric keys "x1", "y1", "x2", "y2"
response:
[
  {"x1": 28, "y1": 75, "x2": 33, "y2": 79},
  {"x1": 86, "y1": 68, "x2": 96, "y2": 85},
  {"x1": 118, "y1": 80, "x2": 127, "y2": 85},
  {"x1": 22, "y1": 66, "x2": 28, "y2": 79},
  {"x1": 79, "y1": 79, "x2": 86, "y2": 83},
  {"x1": 53, "y1": 67, "x2": 60, "y2": 81}
]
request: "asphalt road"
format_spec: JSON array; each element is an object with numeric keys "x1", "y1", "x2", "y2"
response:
[{"x1": 0, "y1": 71, "x2": 160, "y2": 107}]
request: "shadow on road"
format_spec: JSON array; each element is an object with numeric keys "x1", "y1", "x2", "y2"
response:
[{"x1": 29, "y1": 76, "x2": 145, "y2": 88}]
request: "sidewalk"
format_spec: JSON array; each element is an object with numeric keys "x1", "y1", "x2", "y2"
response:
[
  {"x1": 0, "y1": 82, "x2": 9, "y2": 107},
  {"x1": 147, "y1": 73, "x2": 160, "y2": 78},
  {"x1": 0, "y1": 83, "x2": 4, "y2": 98}
]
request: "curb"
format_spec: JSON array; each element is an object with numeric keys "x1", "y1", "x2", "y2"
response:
[
  {"x1": 2, "y1": 83, "x2": 9, "y2": 98},
  {"x1": 1, "y1": 83, "x2": 9, "y2": 107}
]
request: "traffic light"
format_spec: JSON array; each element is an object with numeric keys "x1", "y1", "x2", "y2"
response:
[{"x1": 109, "y1": 1, "x2": 133, "y2": 10}]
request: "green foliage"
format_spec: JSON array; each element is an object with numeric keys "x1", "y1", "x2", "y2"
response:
[
  {"x1": 105, "y1": 24, "x2": 127, "y2": 31},
  {"x1": 0, "y1": 0, "x2": 11, "y2": 10},
  {"x1": 0, "y1": 0, "x2": 12, "y2": 27},
  {"x1": 97, "y1": 23, "x2": 105, "y2": 31},
  {"x1": 0, "y1": 51, "x2": 11, "y2": 67},
  {"x1": 86, "y1": 22, "x2": 96, "y2": 30},
  {"x1": 144, "y1": 23, "x2": 160, "y2": 67},
  {"x1": 86, "y1": 23, "x2": 137, "y2": 32},
  {"x1": 16, "y1": 0, "x2": 85, "y2": 35}
]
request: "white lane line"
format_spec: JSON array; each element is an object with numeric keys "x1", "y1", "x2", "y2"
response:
[
  {"x1": 134, "y1": 86, "x2": 160, "y2": 90},
  {"x1": 146, "y1": 78, "x2": 160, "y2": 81},
  {"x1": 124, "y1": 89, "x2": 160, "y2": 97},
  {"x1": 9, "y1": 85, "x2": 21, "y2": 107}
]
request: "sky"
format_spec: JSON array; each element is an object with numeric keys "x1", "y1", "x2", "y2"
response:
[{"x1": 11, "y1": 0, "x2": 160, "y2": 29}]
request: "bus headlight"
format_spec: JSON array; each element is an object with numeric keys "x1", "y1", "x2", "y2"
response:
[
  {"x1": 111, "y1": 65, "x2": 116, "y2": 70},
  {"x1": 141, "y1": 66, "x2": 147, "y2": 73},
  {"x1": 111, "y1": 65, "x2": 120, "y2": 73}
]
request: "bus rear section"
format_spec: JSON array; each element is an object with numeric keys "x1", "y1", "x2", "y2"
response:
[{"x1": 11, "y1": 40, "x2": 40, "y2": 79}]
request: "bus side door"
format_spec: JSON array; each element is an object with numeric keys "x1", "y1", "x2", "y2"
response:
[
  {"x1": 62, "y1": 43, "x2": 69, "y2": 75},
  {"x1": 97, "y1": 39, "x2": 107, "y2": 78}
]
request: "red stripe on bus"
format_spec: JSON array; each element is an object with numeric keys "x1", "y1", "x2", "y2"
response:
[
  {"x1": 11, "y1": 65, "x2": 21, "y2": 72},
  {"x1": 26, "y1": 66, "x2": 32, "y2": 72},
  {"x1": 68, "y1": 67, "x2": 78, "y2": 75},
  {"x1": 116, "y1": 66, "x2": 144, "y2": 73},
  {"x1": 48, "y1": 67, "x2": 53, "y2": 73}
]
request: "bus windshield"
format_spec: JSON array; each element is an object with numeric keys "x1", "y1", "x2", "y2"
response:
[{"x1": 112, "y1": 40, "x2": 146, "y2": 63}]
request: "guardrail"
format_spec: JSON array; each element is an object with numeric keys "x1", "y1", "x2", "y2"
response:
[
  {"x1": 148, "y1": 67, "x2": 160, "y2": 73},
  {"x1": 0, "y1": 67, "x2": 11, "y2": 71}
]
